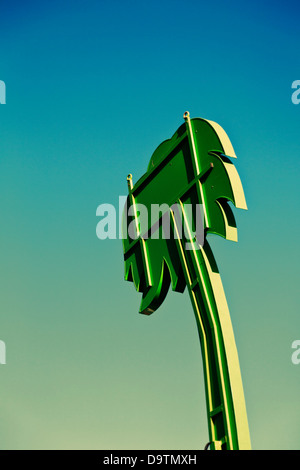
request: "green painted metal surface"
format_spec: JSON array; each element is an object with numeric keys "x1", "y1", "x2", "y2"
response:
[{"x1": 122, "y1": 112, "x2": 251, "y2": 450}]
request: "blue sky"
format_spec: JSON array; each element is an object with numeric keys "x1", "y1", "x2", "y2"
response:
[{"x1": 0, "y1": 0, "x2": 299, "y2": 450}]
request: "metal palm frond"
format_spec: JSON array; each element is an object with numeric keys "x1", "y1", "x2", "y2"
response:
[{"x1": 122, "y1": 112, "x2": 251, "y2": 449}]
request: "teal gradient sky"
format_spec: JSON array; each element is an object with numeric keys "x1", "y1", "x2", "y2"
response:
[{"x1": 0, "y1": 0, "x2": 299, "y2": 449}]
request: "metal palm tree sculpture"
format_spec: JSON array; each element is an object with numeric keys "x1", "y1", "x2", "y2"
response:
[{"x1": 122, "y1": 111, "x2": 251, "y2": 450}]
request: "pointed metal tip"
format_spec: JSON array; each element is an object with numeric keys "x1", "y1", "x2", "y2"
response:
[
  {"x1": 183, "y1": 111, "x2": 190, "y2": 121},
  {"x1": 127, "y1": 173, "x2": 133, "y2": 190}
]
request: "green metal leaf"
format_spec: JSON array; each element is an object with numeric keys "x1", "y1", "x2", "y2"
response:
[{"x1": 122, "y1": 113, "x2": 247, "y2": 315}]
